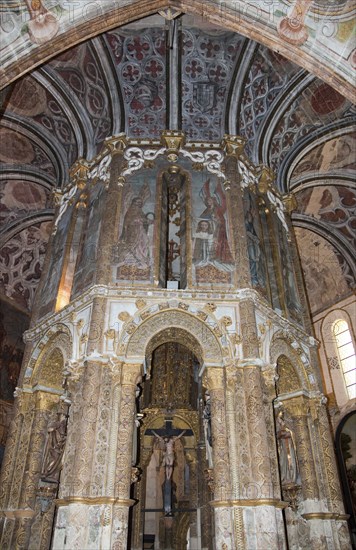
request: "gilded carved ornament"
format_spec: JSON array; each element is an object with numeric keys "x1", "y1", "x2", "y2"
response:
[
  {"x1": 135, "y1": 298, "x2": 147, "y2": 310},
  {"x1": 105, "y1": 133, "x2": 128, "y2": 155},
  {"x1": 223, "y1": 134, "x2": 246, "y2": 157},
  {"x1": 118, "y1": 311, "x2": 132, "y2": 323},
  {"x1": 280, "y1": 396, "x2": 309, "y2": 418},
  {"x1": 69, "y1": 159, "x2": 90, "y2": 190},
  {"x1": 204, "y1": 367, "x2": 225, "y2": 391}
]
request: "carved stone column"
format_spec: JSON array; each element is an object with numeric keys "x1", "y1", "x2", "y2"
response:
[
  {"x1": 242, "y1": 362, "x2": 287, "y2": 550},
  {"x1": 0, "y1": 390, "x2": 59, "y2": 550},
  {"x1": 52, "y1": 359, "x2": 104, "y2": 550},
  {"x1": 205, "y1": 366, "x2": 235, "y2": 549},
  {"x1": 111, "y1": 362, "x2": 142, "y2": 549},
  {"x1": 309, "y1": 397, "x2": 350, "y2": 549}
]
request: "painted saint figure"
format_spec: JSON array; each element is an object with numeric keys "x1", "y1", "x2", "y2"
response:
[
  {"x1": 198, "y1": 179, "x2": 233, "y2": 265},
  {"x1": 152, "y1": 430, "x2": 186, "y2": 480},
  {"x1": 276, "y1": 410, "x2": 300, "y2": 486},
  {"x1": 193, "y1": 220, "x2": 214, "y2": 264},
  {"x1": 113, "y1": 182, "x2": 153, "y2": 272}
]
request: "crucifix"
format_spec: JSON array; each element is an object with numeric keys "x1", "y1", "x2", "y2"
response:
[{"x1": 145, "y1": 419, "x2": 193, "y2": 515}]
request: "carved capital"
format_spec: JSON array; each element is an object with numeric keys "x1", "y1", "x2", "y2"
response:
[
  {"x1": 122, "y1": 364, "x2": 143, "y2": 386},
  {"x1": 35, "y1": 390, "x2": 60, "y2": 411},
  {"x1": 283, "y1": 396, "x2": 308, "y2": 418},
  {"x1": 205, "y1": 367, "x2": 224, "y2": 391},
  {"x1": 261, "y1": 363, "x2": 278, "y2": 397},
  {"x1": 257, "y1": 165, "x2": 275, "y2": 193},
  {"x1": 282, "y1": 193, "x2": 298, "y2": 213},
  {"x1": 161, "y1": 130, "x2": 185, "y2": 156}
]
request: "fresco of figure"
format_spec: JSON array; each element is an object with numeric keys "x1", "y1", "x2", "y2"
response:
[
  {"x1": 114, "y1": 182, "x2": 153, "y2": 272},
  {"x1": 196, "y1": 179, "x2": 234, "y2": 269},
  {"x1": 193, "y1": 220, "x2": 214, "y2": 264},
  {"x1": 245, "y1": 205, "x2": 266, "y2": 289}
]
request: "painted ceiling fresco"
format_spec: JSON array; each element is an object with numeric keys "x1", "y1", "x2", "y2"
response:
[
  {"x1": 0, "y1": 1, "x2": 355, "y2": 99},
  {"x1": 0, "y1": 11, "x2": 355, "y2": 313}
]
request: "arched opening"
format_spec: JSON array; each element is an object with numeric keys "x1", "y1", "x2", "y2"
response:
[{"x1": 131, "y1": 327, "x2": 213, "y2": 549}]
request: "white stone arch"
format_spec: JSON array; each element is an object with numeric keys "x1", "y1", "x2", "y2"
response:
[{"x1": 123, "y1": 308, "x2": 225, "y2": 365}]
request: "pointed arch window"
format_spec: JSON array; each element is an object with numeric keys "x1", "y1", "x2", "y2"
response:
[{"x1": 333, "y1": 319, "x2": 356, "y2": 399}]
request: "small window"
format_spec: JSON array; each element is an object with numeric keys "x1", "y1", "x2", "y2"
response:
[{"x1": 333, "y1": 320, "x2": 356, "y2": 399}]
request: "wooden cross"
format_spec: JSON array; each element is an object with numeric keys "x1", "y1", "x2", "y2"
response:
[{"x1": 145, "y1": 418, "x2": 193, "y2": 438}]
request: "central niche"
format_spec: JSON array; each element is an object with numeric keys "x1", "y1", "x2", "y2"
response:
[
  {"x1": 143, "y1": 341, "x2": 199, "y2": 409},
  {"x1": 131, "y1": 336, "x2": 213, "y2": 550}
]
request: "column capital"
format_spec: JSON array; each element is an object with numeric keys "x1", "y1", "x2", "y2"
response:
[
  {"x1": 281, "y1": 395, "x2": 309, "y2": 417},
  {"x1": 121, "y1": 363, "x2": 143, "y2": 386},
  {"x1": 35, "y1": 390, "x2": 61, "y2": 411},
  {"x1": 203, "y1": 366, "x2": 224, "y2": 391}
]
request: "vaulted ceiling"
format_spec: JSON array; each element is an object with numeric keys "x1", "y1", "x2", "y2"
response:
[{"x1": 0, "y1": 5, "x2": 355, "y2": 317}]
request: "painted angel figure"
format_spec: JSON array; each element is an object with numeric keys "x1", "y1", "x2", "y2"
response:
[{"x1": 113, "y1": 181, "x2": 153, "y2": 269}]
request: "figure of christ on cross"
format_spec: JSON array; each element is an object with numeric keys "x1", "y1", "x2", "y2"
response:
[{"x1": 146, "y1": 419, "x2": 192, "y2": 481}]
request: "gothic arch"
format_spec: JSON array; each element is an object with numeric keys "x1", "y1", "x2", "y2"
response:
[{"x1": 124, "y1": 308, "x2": 225, "y2": 364}]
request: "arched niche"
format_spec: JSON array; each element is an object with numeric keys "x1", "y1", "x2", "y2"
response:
[
  {"x1": 29, "y1": 327, "x2": 72, "y2": 390},
  {"x1": 125, "y1": 309, "x2": 223, "y2": 365},
  {"x1": 269, "y1": 335, "x2": 309, "y2": 395}
]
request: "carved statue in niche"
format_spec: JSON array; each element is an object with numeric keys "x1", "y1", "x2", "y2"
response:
[
  {"x1": 276, "y1": 410, "x2": 300, "y2": 486},
  {"x1": 202, "y1": 391, "x2": 213, "y2": 467},
  {"x1": 41, "y1": 412, "x2": 67, "y2": 482}
]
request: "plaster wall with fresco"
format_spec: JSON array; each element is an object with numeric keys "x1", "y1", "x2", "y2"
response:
[{"x1": 0, "y1": 2, "x2": 355, "y2": 549}]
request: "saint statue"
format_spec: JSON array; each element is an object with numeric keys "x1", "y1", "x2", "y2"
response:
[
  {"x1": 41, "y1": 413, "x2": 67, "y2": 482},
  {"x1": 276, "y1": 410, "x2": 300, "y2": 486},
  {"x1": 152, "y1": 430, "x2": 186, "y2": 481}
]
